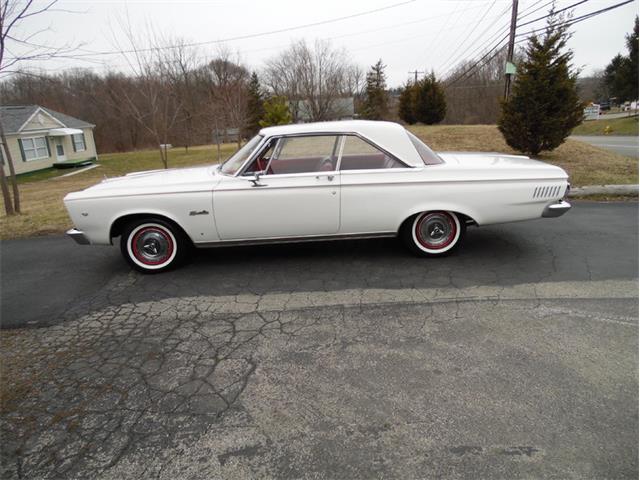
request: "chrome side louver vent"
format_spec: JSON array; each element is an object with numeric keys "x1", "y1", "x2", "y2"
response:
[{"x1": 533, "y1": 185, "x2": 562, "y2": 199}]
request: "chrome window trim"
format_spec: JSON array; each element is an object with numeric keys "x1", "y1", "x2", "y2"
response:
[
  {"x1": 219, "y1": 134, "x2": 266, "y2": 177},
  {"x1": 235, "y1": 131, "x2": 412, "y2": 177}
]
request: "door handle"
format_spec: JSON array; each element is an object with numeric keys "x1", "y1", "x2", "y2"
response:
[{"x1": 315, "y1": 174, "x2": 335, "y2": 181}]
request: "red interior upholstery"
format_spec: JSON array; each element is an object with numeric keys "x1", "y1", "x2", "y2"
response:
[{"x1": 339, "y1": 153, "x2": 387, "y2": 170}]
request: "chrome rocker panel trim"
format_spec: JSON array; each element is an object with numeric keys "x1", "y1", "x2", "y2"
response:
[
  {"x1": 194, "y1": 232, "x2": 397, "y2": 248},
  {"x1": 542, "y1": 200, "x2": 572, "y2": 218},
  {"x1": 67, "y1": 228, "x2": 90, "y2": 245}
]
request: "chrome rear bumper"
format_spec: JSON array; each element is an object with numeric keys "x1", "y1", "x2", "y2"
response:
[
  {"x1": 67, "y1": 228, "x2": 90, "y2": 245},
  {"x1": 542, "y1": 200, "x2": 572, "y2": 218}
]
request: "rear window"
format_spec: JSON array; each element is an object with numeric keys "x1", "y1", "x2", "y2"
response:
[{"x1": 406, "y1": 131, "x2": 443, "y2": 165}]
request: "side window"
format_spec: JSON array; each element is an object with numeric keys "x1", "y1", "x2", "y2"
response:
[
  {"x1": 339, "y1": 136, "x2": 406, "y2": 170},
  {"x1": 406, "y1": 131, "x2": 443, "y2": 165},
  {"x1": 268, "y1": 135, "x2": 340, "y2": 175},
  {"x1": 243, "y1": 140, "x2": 276, "y2": 174}
]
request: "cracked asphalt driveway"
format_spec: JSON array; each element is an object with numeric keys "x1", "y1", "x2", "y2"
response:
[{"x1": 1, "y1": 201, "x2": 638, "y2": 479}]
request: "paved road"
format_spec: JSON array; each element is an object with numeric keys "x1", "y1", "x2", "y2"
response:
[
  {"x1": 1, "y1": 202, "x2": 638, "y2": 479},
  {"x1": 597, "y1": 112, "x2": 637, "y2": 120},
  {"x1": 572, "y1": 135, "x2": 639, "y2": 159}
]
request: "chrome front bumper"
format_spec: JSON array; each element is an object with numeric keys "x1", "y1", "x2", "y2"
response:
[
  {"x1": 542, "y1": 200, "x2": 572, "y2": 218},
  {"x1": 67, "y1": 228, "x2": 90, "y2": 245}
]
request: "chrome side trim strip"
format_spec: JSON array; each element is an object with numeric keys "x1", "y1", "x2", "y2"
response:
[{"x1": 194, "y1": 232, "x2": 397, "y2": 248}]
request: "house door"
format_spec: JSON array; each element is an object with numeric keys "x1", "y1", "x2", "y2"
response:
[{"x1": 54, "y1": 137, "x2": 66, "y2": 162}]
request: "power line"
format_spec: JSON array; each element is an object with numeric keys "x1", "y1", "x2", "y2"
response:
[
  {"x1": 517, "y1": 0, "x2": 555, "y2": 21},
  {"x1": 516, "y1": 0, "x2": 634, "y2": 37},
  {"x1": 71, "y1": 0, "x2": 417, "y2": 58},
  {"x1": 444, "y1": 35, "x2": 509, "y2": 86},
  {"x1": 503, "y1": 0, "x2": 519, "y2": 99},
  {"x1": 437, "y1": 1, "x2": 510, "y2": 75},
  {"x1": 434, "y1": 0, "x2": 499, "y2": 72},
  {"x1": 408, "y1": 69, "x2": 425, "y2": 83},
  {"x1": 445, "y1": 0, "x2": 634, "y2": 87},
  {"x1": 439, "y1": 0, "x2": 556, "y2": 79},
  {"x1": 517, "y1": 0, "x2": 592, "y2": 29}
]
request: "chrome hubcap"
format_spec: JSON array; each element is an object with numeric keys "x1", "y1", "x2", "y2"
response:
[
  {"x1": 134, "y1": 229, "x2": 171, "y2": 263},
  {"x1": 417, "y1": 213, "x2": 455, "y2": 248}
]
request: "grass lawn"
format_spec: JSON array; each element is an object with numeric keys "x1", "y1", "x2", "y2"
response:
[
  {"x1": 0, "y1": 126, "x2": 637, "y2": 240},
  {"x1": 572, "y1": 115, "x2": 639, "y2": 136}
]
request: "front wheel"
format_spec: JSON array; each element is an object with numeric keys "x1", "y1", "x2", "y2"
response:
[
  {"x1": 402, "y1": 211, "x2": 465, "y2": 257},
  {"x1": 120, "y1": 219, "x2": 188, "y2": 273}
]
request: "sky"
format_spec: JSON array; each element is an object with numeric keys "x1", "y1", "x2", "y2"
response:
[{"x1": 7, "y1": 0, "x2": 640, "y2": 87}]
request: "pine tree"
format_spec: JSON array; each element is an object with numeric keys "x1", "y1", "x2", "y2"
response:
[
  {"x1": 603, "y1": 16, "x2": 638, "y2": 102},
  {"x1": 360, "y1": 59, "x2": 389, "y2": 120},
  {"x1": 498, "y1": 12, "x2": 583, "y2": 156},
  {"x1": 414, "y1": 72, "x2": 446, "y2": 125},
  {"x1": 398, "y1": 81, "x2": 418, "y2": 124},
  {"x1": 259, "y1": 97, "x2": 292, "y2": 128},
  {"x1": 626, "y1": 16, "x2": 639, "y2": 100},
  {"x1": 245, "y1": 72, "x2": 265, "y2": 136}
]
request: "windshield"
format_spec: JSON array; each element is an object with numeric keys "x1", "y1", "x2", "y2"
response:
[
  {"x1": 220, "y1": 135, "x2": 263, "y2": 175},
  {"x1": 406, "y1": 131, "x2": 443, "y2": 165}
]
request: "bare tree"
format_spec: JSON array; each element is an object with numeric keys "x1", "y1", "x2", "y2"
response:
[
  {"x1": 0, "y1": 0, "x2": 81, "y2": 215},
  {"x1": 107, "y1": 21, "x2": 183, "y2": 168},
  {"x1": 442, "y1": 45, "x2": 508, "y2": 124},
  {"x1": 201, "y1": 47, "x2": 249, "y2": 148},
  {"x1": 263, "y1": 40, "x2": 359, "y2": 122},
  {"x1": 159, "y1": 38, "x2": 200, "y2": 152}
]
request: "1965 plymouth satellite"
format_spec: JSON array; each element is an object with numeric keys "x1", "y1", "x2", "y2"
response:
[{"x1": 64, "y1": 120, "x2": 571, "y2": 273}]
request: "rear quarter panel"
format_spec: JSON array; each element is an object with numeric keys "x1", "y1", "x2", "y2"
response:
[{"x1": 339, "y1": 166, "x2": 568, "y2": 233}]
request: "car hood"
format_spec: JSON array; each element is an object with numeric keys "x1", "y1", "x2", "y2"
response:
[
  {"x1": 436, "y1": 151, "x2": 568, "y2": 179},
  {"x1": 65, "y1": 165, "x2": 220, "y2": 200}
]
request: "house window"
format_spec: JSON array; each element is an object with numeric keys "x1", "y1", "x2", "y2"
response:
[
  {"x1": 72, "y1": 133, "x2": 86, "y2": 152},
  {"x1": 21, "y1": 137, "x2": 49, "y2": 161}
]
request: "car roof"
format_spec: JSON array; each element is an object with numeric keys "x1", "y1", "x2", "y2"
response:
[{"x1": 259, "y1": 120, "x2": 423, "y2": 167}]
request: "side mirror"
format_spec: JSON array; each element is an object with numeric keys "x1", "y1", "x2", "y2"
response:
[{"x1": 248, "y1": 171, "x2": 267, "y2": 187}]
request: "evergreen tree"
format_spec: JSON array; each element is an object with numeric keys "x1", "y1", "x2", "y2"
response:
[
  {"x1": 498, "y1": 12, "x2": 583, "y2": 156},
  {"x1": 626, "y1": 16, "x2": 639, "y2": 100},
  {"x1": 398, "y1": 81, "x2": 418, "y2": 124},
  {"x1": 360, "y1": 59, "x2": 389, "y2": 120},
  {"x1": 414, "y1": 72, "x2": 446, "y2": 125},
  {"x1": 259, "y1": 97, "x2": 292, "y2": 127},
  {"x1": 603, "y1": 16, "x2": 638, "y2": 102},
  {"x1": 245, "y1": 72, "x2": 265, "y2": 136}
]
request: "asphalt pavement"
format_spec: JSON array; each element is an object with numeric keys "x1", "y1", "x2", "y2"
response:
[
  {"x1": 0, "y1": 201, "x2": 638, "y2": 479},
  {"x1": 572, "y1": 134, "x2": 639, "y2": 158}
]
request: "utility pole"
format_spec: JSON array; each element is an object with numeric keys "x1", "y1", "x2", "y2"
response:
[
  {"x1": 503, "y1": 0, "x2": 519, "y2": 99},
  {"x1": 408, "y1": 70, "x2": 424, "y2": 84}
]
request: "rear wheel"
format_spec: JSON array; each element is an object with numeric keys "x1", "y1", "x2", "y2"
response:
[
  {"x1": 120, "y1": 219, "x2": 188, "y2": 273},
  {"x1": 402, "y1": 211, "x2": 465, "y2": 257}
]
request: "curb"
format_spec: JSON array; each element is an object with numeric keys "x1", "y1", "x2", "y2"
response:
[{"x1": 569, "y1": 184, "x2": 638, "y2": 197}]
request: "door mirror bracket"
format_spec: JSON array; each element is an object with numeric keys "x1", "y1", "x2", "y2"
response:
[{"x1": 248, "y1": 171, "x2": 267, "y2": 187}]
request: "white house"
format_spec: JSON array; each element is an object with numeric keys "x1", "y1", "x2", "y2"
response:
[{"x1": 0, "y1": 105, "x2": 97, "y2": 175}]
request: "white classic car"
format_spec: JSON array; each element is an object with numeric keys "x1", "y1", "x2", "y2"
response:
[{"x1": 64, "y1": 121, "x2": 571, "y2": 272}]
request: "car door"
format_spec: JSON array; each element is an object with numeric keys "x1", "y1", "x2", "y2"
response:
[
  {"x1": 338, "y1": 135, "x2": 413, "y2": 234},
  {"x1": 213, "y1": 134, "x2": 341, "y2": 240}
]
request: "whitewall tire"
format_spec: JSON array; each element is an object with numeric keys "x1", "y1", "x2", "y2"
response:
[
  {"x1": 120, "y1": 219, "x2": 187, "y2": 273},
  {"x1": 403, "y1": 211, "x2": 465, "y2": 257}
]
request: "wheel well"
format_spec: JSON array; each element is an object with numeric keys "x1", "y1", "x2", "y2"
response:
[
  {"x1": 110, "y1": 214, "x2": 192, "y2": 245},
  {"x1": 398, "y1": 211, "x2": 477, "y2": 234}
]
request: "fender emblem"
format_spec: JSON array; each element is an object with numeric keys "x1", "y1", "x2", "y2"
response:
[{"x1": 189, "y1": 210, "x2": 209, "y2": 216}]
